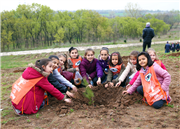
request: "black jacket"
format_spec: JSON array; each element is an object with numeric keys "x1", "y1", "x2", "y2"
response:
[{"x1": 142, "y1": 27, "x2": 155, "y2": 43}]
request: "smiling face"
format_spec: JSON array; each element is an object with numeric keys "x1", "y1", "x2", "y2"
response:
[
  {"x1": 43, "y1": 61, "x2": 53, "y2": 74},
  {"x1": 51, "y1": 58, "x2": 59, "y2": 70},
  {"x1": 59, "y1": 56, "x2": 66, "y2": 67},
  {"x1": 85, "y1": 51, "x2": 94, "y2": 62},
  {"x1": 111, "y1": 55, "x2": 118, "y2": 66},
  {"x1": 138, "y1": 55, "x2": 148, "y2": 68},
  {"x1": 70, "y1": 49, "x2": 78, "y2": 59},
  {"x1": 148, "y1": 51, "x2": 156, "y2": 62},
  {"x1": 100, "y1": 50, "x2": 109, "y2": 61},
  {"x1": 130, "y1": 55, "x2": 137, "y2": 65}
]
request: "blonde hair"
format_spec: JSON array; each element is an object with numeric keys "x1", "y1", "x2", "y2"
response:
[
  {"x1": 146, "y1": 48, "x2": 159, "y2": 60},
  {"x1": 129, "y1": 51, "x2": 140, "y2": 59},
  {"x1": 84, "y1": 48, "x2": 95, "y2": 58},
  {"x1": 57, "y1": 53, "x2": 68, "y2": 70}
]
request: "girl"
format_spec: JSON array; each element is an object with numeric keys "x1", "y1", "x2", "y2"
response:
[
  {"x1": 67, "y1": 47, "x2": 83, "y2": 74},
  {"x1": 50, "y1": 55, "x2": 77, "y2": 92},
  {"x1": 123, "y1": 52, "x2": 171, "y2": 109},
  {"x1": 126, "y1": 48, "x2": 167, "y2": 89},
  {"x1": 79, "y1": 48, "x2": 98, "y2": 88},
  {"x1": 57, "y1": 53, "x2": 73, "y2": 82},
  {"x1": 11, "y1": 59, "x2": 71, "y2": 115},
  {"x1": 116, "y1": 51, "x2": 140, "y2": 87},
  {"x1": 48, "y1": 55, "x2": 75, "y2": 98},
  {"x1": 147, "y1": 48, "x2": 167, "y2": 70},
  {"x1": 96, "y1": 47, "x2": 110, "y2": 85},
  {"x1": 105, "y1": 52, "x2": 125, "y2": 88}
]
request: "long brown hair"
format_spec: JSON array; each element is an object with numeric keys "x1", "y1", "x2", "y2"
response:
[
  {"x1": 109, "y1": 52, "x2": 123, "y2": 66},
  {"x1": 35, "y1": 59, "x2": 52, "y2": 73}
]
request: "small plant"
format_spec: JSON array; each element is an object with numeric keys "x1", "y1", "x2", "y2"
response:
[
  {"x1": 70, "y1": 108, "x2": 74, "y2": 113},
  {"x1": 27, "y1": 119, "x2": 31, "y2": 123},
  {"x1": 36, "y1": 113, "x2": 40, "y2": 118},
  {"x1": 82, "y1": 78, "x2": 95, "y2": 105},
  {"x1": 165, "y1": 103, "x2": 174, "y2": 108},
  {"x1": 111, "y1": 118, "x2": 114, "y2": 121},
  {"x1": 79, "y1": 120, "x2": 82, "y2": 122}
]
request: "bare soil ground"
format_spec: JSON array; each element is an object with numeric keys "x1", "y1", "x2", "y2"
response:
[{"x1": 1, "y1": 52, "x2": 180, "y2": 129}]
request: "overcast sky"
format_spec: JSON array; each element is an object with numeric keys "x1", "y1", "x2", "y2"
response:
[{"x1": 0, "y1": 0, "x2": 179, "y2": 12}]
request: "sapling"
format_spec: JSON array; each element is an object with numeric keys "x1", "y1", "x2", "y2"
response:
[{"x1": 82, "y1": 78, "x2": 95, "y2": 105}]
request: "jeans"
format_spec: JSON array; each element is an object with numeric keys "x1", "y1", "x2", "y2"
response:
[{"x1": 137, "y1": 85, "x2": 166, "y2": 109}]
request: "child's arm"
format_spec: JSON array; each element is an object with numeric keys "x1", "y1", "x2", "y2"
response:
[
  {"x1": 113, "y1": 64, "x2": 125, "y2": 85},
  {"x1": 96, "y1": 61, "x2": 103, "y2": 78},
  {"x1": 129, "y1": 71, "x2": 139, "y2": 85},
  {"x1": 118, "y1": 62, "x2": 131, "y2": 82},
  {"x1": 127, "y1": 74, "x2": 142, "y2": 94},
  {"x1": 79, "y1": 62, "x2": 89, "y2": 83},
  {"x1": 53, "y1": 69, "x2": 74, "y2": 88}
]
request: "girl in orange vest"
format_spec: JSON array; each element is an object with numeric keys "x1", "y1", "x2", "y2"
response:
[
  {"x1": 123, "y1": 52, "x2": 171, "y2": 109},
  {"x1": 11, "y1": 59, "x2": 71, "y2": 115},
  {"x1": 105, "y1": 52, "x2": 125, "y2": 88}
]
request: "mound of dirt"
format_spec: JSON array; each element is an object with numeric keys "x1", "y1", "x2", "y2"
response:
[
  {"x1": 50, "y1": 86, "x2": 142, "y2": 115},
  {"x1": 166, "y1": 52, "x2": 180, "y2": 57}
]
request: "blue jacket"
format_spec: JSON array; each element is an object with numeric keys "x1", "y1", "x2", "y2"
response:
[
  {"x1": 142, "y1": 27, "x2": 155, "y2": 43},
  {"x1": 165, "y1": 43, "x2": 171, "y2": 52}
]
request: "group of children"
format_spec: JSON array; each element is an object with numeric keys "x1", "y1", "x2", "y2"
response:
[{"x1": 10, "y1": 46, "x2": 171, "y2": 115}]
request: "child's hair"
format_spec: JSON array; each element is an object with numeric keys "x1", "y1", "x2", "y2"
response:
[
  {"x1": 49, "y1": 55, "x2": 59, "y2": 60},
  {"x1": 100, "y1": 47, "x2": 109, "y2": 54},
  {"x1": 136, "y1": 52, "x2": 153, "y2": 71},
  {"x1": 69, "y1": 47, "x2": 78, "y2": 53},
  {"x1": 109, "y1": 52, "x2": 123, "y2": 66},
  {"x1": 35, "y1": 59, "x2": 52, "y2": 73},
  {"x1": 130, "y1": 51, "x2": 140, "y2": 58},
  {"x1": 84, "y1": 48, "x2": 95, "y2": 57},
  {"x1": 57, "y1": 53, "x2": 68, "y2": 70},
  {"x1": 146, "y1": 48, "x2": 159, "y2": 60}
]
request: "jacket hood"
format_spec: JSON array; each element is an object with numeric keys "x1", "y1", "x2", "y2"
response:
[{"x1": 22, "y1": 63, "x2": 50, "y2": 79}]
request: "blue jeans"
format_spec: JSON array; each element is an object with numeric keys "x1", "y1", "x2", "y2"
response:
[{"x1": 137, "y1": 85, "x2": 166, "y2": 109}]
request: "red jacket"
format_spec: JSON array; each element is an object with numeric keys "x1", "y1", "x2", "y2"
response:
[{"x1": 12, "y1": 66, "x2": 64, "y2": 114}]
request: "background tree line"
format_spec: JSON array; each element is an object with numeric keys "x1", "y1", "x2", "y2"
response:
[{"x1": 1, "y1": 3, "x2": 179, "y2": 52}]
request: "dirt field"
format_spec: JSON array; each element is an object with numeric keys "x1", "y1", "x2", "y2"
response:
[{"x1": 1, "y1": 52, "x2": 180, "y2": 129}]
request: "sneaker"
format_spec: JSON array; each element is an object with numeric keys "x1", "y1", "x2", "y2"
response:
[{"x1": 12, "y1": 105, "x2": 22, "y2": 116}]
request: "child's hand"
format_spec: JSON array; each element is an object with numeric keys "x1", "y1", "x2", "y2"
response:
[
  {"x1": 105, "y1": 83, "x2": 109, "y2": 88},
  {"x1": 64, "y1": 98, "x2": 72, "y2": 103},
  {"x1": 115, "y1": 81, "x2": 121, "y2": 87},
  {"x1": 97, "y1": 78, "x2": 101, "y2": 85},
  {"x1": 126, "y1": 84, "x2": 131, "y2": 90},
  {"x1": 88, "y1": 77, "x2": 92, "y2": 80},
  {"x1": 122, "y1": 91, "x2": 129, "y2": 95},
  {"x1": 66, "y1": 91, "x2": 75, "y2": 98},
  {"x1": 109, "y1": 82, "x2": 114, "y2": 87},
  {"x1": 75, "y1": 67, "x2": 79, "y2": 71},
  {"x1": 72, "y1": 86, "x2": 77, "y2": 92},
  {"x1": 88, "y1": 84, "x2": 93, "y2": 88}
]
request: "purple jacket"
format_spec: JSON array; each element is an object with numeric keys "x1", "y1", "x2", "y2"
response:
[
  {"x1": 79, "y1": 58, "x2": 97, "y2": 83},
  {"x1": 127, "y1": 62, "x2": 171, "y2": 100},
  {"x1": 96, "y1": 56, "x2": 109, "y2": 78}
]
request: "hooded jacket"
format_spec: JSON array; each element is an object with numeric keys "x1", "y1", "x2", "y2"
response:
[{"x1": 12, "y1": 64, "x2": 65, "y2": 114}]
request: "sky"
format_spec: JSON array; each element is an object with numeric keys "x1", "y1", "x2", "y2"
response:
[{"x1": 0, "y1": 0, "x2": 179, "y2": 12}]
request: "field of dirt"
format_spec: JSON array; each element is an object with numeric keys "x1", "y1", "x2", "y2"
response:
[{"x1": 1, "y1": 52, "x2": 180, "y2": 129}]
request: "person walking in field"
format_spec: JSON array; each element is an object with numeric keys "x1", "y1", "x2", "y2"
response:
[{"x1": 142, "y1": 22, "x2": 155, "y2": 52}]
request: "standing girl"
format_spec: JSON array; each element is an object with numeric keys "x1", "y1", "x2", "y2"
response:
[
  {"x1": 105, "y1": 52, "x2": 125, "y2": 88},
  {"x1": 67, "y1": 47, "x2": 83, "y2": 74},
  {"x1": 11, "y1": 59, "x2": 71, "y2": 115},
  {"x1": 116, "y1": 51, "x2": 140, "y2": 87},
  {"x1": 123, "y1": 52, "x2": 171, "y2": 109},
  {"x1": 96, "y1": 47, "x2": 110, "y2": 85},
  {"x1": 79, "y1": 48, "x2": 98, "y2": 88}
]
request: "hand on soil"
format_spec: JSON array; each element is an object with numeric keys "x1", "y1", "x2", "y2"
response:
[
  {"x1": 122, "y1": 91, "x2": 129, "y2": 95},
  {"x1": 72, "y1": 86, "x2": 77, "y2": 92},
  {"x1": 109, "y1": 82, "x2": 114, "y2": 87},
  {"x1": 97, "y1": 78, "x2": 101, "y2": 85},
  {"x1": 88, "y1": 84, "x2": 93, "y2": 88},
  {"x1": 66, "y1": 91, "x2": 75, "y2": 98},
  {"x1": 64, "y1": 98, "x2": 72, "y2": 103},
  {"x1": 105, "y1": 83, "x2": 109, "y2": 88},
  {"x1": 115, "y1": 81, "x2": 121, "y2": 87},
  {"x1": 126, "y1": 84, "x2": 131, "y2": 90}
]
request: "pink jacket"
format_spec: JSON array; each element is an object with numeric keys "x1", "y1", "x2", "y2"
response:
[
  {"x1": 12, "y1": 65, "x2": 65, "y2": 114},
  {"x1": 129, "y1": 60, "x2": 167, "y2": 85},
  {"x1": 127, "y1": 62, "x2": 171, "y2": 100}
]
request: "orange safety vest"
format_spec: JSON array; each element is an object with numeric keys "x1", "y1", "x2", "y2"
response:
[
  {"x1": 109, "y1": 64, "x2": 122, "y2": 75},
  {"x1": 69, "y1": 56, "x2": 82, "y2": 68},
  {"x1": 140, "y1": 66, "x2": 167, "y2": 106},
  {"x1": 155, "y1": 60, "x2": 161, "y2": 67},
  {"x1": 57, "y1": 66, "x2": 63, "y2": 74},
  {"x1": 10, "y1": 76, "x2": 43, "y2": 105}
]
